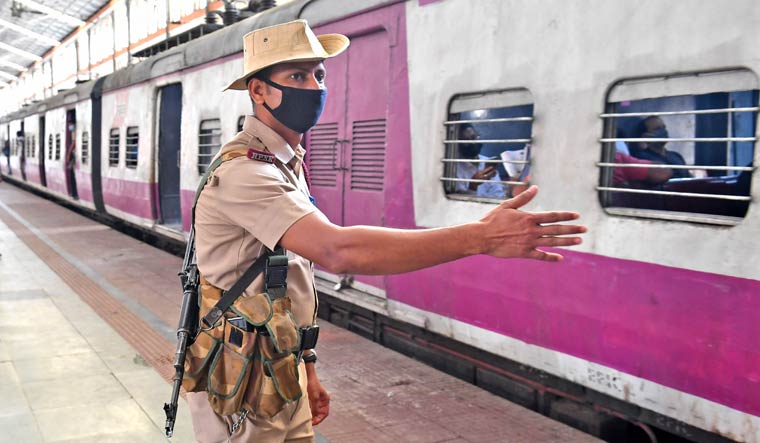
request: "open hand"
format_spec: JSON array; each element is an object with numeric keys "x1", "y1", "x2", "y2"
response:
[{"x1": 478, "y1": 186, "x2": 586, "y2": 261}]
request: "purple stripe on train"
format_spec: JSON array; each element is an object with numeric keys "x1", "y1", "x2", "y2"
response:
[
  {"x1": 388, "y1": 251, "x2": 760, "y2": 417},
  {"x1": 101, "y1": 176, "x2": 153, "y2": 219}
]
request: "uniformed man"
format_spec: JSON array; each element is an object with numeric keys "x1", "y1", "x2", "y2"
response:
[{"x1": 189, "y1": 19, "x2": 585, "y2": 443}]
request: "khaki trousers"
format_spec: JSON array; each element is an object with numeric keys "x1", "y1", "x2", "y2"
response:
[{"x1": 188, "y1": 363, "x2": 314, "y2": 443}]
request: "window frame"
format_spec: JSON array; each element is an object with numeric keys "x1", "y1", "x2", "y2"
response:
[
  {"x1": 125, "y1": 126, "x2": 139, "y2": 169},
  {"x1": 198, "y1": 119, "x2": 222, "y2": 175},
  {"x1": 108, "y1": 128, "x2": 120, "y2": 167},
  {"x1": 598, "y1": 70, "x2": 758, "y2": 226},
  {"x1": 54, "y1": 134, "x2": 61, "y2": 160},
  {"x1": 81, "y1": 131, "x2": 89, "y2": 165},
  {"x1": 442, "y1": 88, "x2": 535, "y2": 203}
]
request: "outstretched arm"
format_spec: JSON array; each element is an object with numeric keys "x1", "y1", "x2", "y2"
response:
[{"x1": 281, "y1": 186, "x2": 586, "y2": 275}]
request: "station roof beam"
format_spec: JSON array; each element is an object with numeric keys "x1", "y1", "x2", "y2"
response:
[
  {"x1": 0, "y1": 70, "x2": 20, "y2": 81},
  {"x1": 12, "y1": 0, "x2": 86, "y2": 27},
  {"x1": 0, "y1": 41, "x2": 43, "y2": 62},
  {"x1": 0, "y1": 17, "x2": 61, "y2": 46}
]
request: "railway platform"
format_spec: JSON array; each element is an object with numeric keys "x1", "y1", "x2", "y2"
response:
[{"x1": 0, "y1": 181, "x2": 602, "y2": 443}]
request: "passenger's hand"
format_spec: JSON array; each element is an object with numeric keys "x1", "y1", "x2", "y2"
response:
[
  {"x1": 477, "y1": 185, "x2": 586, "y2": 261},
  {"x1": 306, "y1": 370, "x2": 330, "y2": 425},
  {"x1": 470, "y1": 166, "x2": 497, "y2": 191}
]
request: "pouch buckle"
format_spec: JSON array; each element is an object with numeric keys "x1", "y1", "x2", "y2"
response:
[
  {"x1": 299, "y1": 325, "x2": 319, "y2": 351},
  {"x1": 228, "y1": 316, "x2": 256, "y2": 332},
  {"x1": 265, "y1": 255, "x2": 288, "y2": 300}
]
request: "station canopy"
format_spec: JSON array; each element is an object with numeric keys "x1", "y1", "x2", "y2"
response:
[{"x1": 0, "y1": 0, "x2": 107, "y2": 87}]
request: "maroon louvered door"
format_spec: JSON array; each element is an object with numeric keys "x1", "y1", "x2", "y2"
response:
[
  {"x1": 306, "y1": 29, "x2": 390, "y2": 291},
  {"x1": 307, "y1": 122, "x2": 343, "y2": 226}
]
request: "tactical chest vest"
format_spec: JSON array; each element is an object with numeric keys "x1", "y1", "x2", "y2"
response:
[{"x1": 182, "y1": 147, "x2": 316, "y2": 418}]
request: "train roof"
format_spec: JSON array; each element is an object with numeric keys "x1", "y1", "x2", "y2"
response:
[
  {"x1": 101, "y1": 0, "x2": 396, "y2": 93},
  {"x1": 0, "y1": 79, "x2": 97, "y2": 125},
  {"x1": 0, "y1": 0, "x2": 396, "y2": 124}
]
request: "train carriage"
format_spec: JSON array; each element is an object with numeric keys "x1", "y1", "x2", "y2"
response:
[{"x1": 1, "y1": 1, "x2": 758, "y2": 442}]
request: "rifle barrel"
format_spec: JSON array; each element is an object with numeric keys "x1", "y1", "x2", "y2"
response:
[{"x1": 164, "y1": 231, "x2": 199, "y2": 438}]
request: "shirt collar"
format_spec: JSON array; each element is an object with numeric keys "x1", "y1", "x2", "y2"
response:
[{"x1": 242, "y1": 115, "x2": 298, "y2": 164}]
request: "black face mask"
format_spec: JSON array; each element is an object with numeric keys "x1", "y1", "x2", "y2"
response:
[
  {"x1": 459, "y1": 143, "x2": 482, "y2": 159},
  {"x1": 262, "y1": 78, "x2": 327, "y2": 134},
  {"x1": 642, "y1": 127, "x2": 669, "y2": 149}
]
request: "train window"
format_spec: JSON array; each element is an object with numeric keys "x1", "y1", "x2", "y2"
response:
[
  {"x1": 198, "y1": 119, "x2": 222, "y2": 174},
  {"x1": 599, "y1": 70, "x2": 758, "y2": 225},
  {"x1": 81, "y1": 132, "x2": 89, "y2": 165},
  {"x1": 442, "y1": 89, "x2": 534, "y2": 201},
  {"x1": 48, "y1": 135, "x2": 53, "y2": 160},
  {"x1": 237, "y1": 116, "x2": 245, "y2": 133},
  {"x1": 125, "y1": 127, "x2": 139, "y2": 169},
  {"x1": 109, "y1": 128, "x2": 120, "y2": 167},
  {"x1": 55, "y1": 134, "x2": 61, "y2": 160}
]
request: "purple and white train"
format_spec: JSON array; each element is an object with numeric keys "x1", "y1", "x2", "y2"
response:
[{"x1": 2, "y1": 1, "x2": 758, "y2": 442}]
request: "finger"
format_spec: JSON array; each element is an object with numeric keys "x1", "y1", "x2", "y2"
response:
[
  {"x1": 531, "y1": 211, "x2": 581, "y2": 224},
  {"x1": 538, "y1": 224, "x2": 587, "y2": 236},
  {"x1": 312, "y1": 406, "x2": 329, "y2": 425},
  {"x1": 528, "y1": 249, "x2": 563, "y2": 261},
  {"x1": 501, "y1": 185, "x2": 537, "y2": 209},
  {"x1": 534, "y1": 236, "x2": 583, "y2": 247}
]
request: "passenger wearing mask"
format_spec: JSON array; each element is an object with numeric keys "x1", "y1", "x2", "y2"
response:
[
  {"x1": 630, "y1": 116, "x2": 690, "y2": 178},
  {"x1": 455, "y1": 124, "x2": 506, "y2": 198}
]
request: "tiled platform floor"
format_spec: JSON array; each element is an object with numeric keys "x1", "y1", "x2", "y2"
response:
[
  {"x1": 0, "y1": 182, "x2": 602, "y2": 443},
  {"x1": 0, "y1": 216, "x2": 194, "y2": 442}
]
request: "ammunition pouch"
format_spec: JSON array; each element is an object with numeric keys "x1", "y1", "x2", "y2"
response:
[
  {"x1": 182, "y1": 328, "x2": 221, "y2": 392},
  {"x1": 207, "y1": 321, "x2": 257, "y2": 416},
  {"x1": 184, "y1": 270, "x2": 314, "y2": 418}
]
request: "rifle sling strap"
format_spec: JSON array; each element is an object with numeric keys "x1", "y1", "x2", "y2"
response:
[{"x1": 201, "y1": 248, "x2": 284, "y2": 328}]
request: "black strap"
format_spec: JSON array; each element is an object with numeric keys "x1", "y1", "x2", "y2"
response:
[{"x1": 201, "y1": 249, "x2": 284, "y2": 328}]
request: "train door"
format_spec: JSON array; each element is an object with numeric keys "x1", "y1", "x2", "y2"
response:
[
  {"x1": 18, "y1": 121, "x2": 26, "y2": 181},
  {"x1": 307, "y1": 29, "x2": 391, "y2": 291},
  {"x1": 38, "y1": 115, "x2": 47, "y2": 187},
  {"x1": 156, "y1": 84, "x2": 182, "y2": 227},
  {"x1": 65, "y1": 109, "x2": 78, "y2": 199},
  {"x1": 4, "y1": 124, "x2": 10, "y2": 175}
]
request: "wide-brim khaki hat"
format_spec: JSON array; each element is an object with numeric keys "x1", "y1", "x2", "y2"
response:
[{"x1": 225, "y1": 19, "x2": 349, "y2": 91}]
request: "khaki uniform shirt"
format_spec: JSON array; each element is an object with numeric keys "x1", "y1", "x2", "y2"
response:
[{"x1": 195, "y1": 116, "x2": 318, "y2": 327}]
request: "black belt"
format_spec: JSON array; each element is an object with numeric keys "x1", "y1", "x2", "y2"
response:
[{"x1": 227, "y1": 317, "x2": 319, "y2": 351}]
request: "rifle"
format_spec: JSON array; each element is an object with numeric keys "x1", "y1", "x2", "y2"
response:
[{"x1": 163, "y1": 228, "x2": 200, "y2": 437}]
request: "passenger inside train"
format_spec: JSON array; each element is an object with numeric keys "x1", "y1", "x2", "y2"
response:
[
  {"x1": 444, "y1": 96, "x2": 534, "y2": 200},
  {"x1": 629, "y1": 116, "x2": 690, "y2": 178},
  {"x1": 453, "y1": 123, "x2": 506, "y2": 198},
  {"x1": 603, "y1": 89, "x2": 757, "y2": 218}
]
